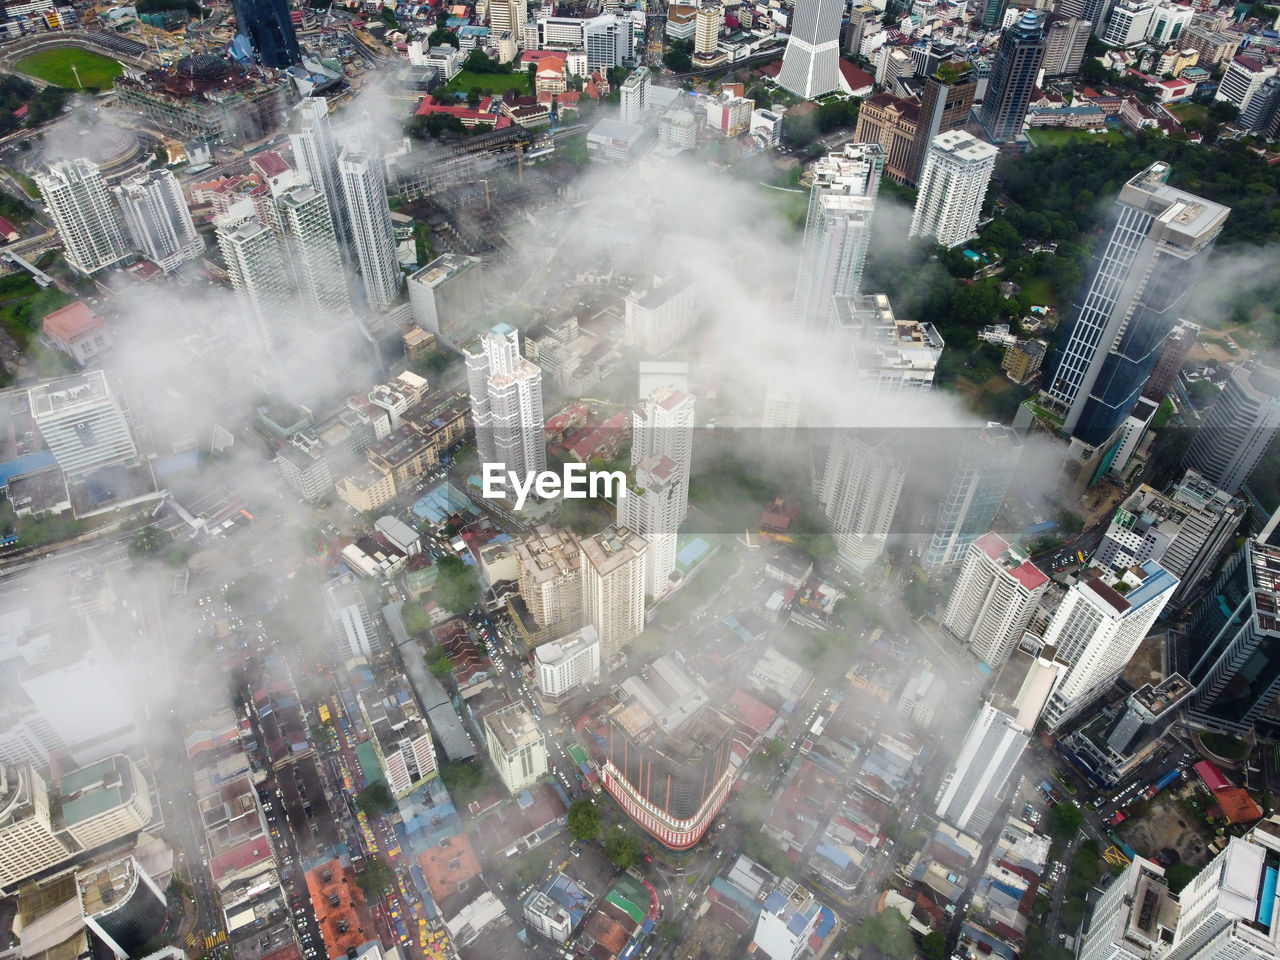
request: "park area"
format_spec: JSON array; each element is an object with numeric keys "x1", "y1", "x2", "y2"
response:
[{"x1": 15, "y1": 47, "x2": 122, "y2": 91}]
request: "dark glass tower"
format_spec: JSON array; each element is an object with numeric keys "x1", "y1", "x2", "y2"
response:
[
  {"x1": 904, "y1": 60, "x2": 978, "y2": 185},
  {"x1": 1046, "y1": 162, "x2": 1230, "y2": 450},
  {"x1": 232, "y1": 0, "x2": 302, "y2": 68},
  {"x1": 978, "y1": 11, "x2": 1046, "y2": 143}
]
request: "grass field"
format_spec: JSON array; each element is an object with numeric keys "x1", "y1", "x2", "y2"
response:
[
  {"x1": 15, "y1": 47, "x2": 122, "y2": 91},
  {"x1": 1026, "y1": 126, "x2": 1126, "y2": 147},
  {"x1": 1166, "y1": 101, "x2": 1208, "y2": 125},
  {"x1": 437, "y1": 68, "x2": 531, "y2": 98}
]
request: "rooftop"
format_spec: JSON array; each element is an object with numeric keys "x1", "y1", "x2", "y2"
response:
[
  {"x1": 485, "y1": 702, "x2": 543, "y2": 754},
  {"x1": 42, "y1": 302, "x2": 106, "y2": 343}
]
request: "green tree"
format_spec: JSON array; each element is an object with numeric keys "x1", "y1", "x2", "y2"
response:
[
  {"x1": 603, "y1": 827, "x2": 643, "y2": 868},
  {"x1": 903, "y1": 573, "x2": 933, "y2": 618},
  {"x1": 1186, "y1": 379, "x2": 1221, "y2": 408},
  {"x1": 440, "y1": 760, "x2": 486, "y2": 805},
  {"x1": 403, "y1": 603, "x2": 433, "y2": 636},
  {"x1": 434, "y1": 555, "x2": 481, "y2": 614},
  {"x1": 128, "y1": 526, "x2": 168, "y2": 559},
  {"x1": 1049, "y1": 800, "x2": 1084, "y2": 841},
  {"x1": 1056, "y1": 509, "x2": 1085, "y2": 536},
  {"x1": 356, "y1": 856, "x2": 396, "y2": 897},
  {"x1": 848, "y1": 910, "x2": 915, "y2": 959},
  {"x1": 922, "y1": 931, "x2": 948, "y2": 960},
  {"x1": 429, "y1": 652, "x2": 453, "y2": 677},
  {"x1": 428, "y1": 27, "x2": 457, "y2": 46},
  {"x1": 356, "y1": 781, "x2": 395, "y2": 816},
  {"x1": 567, "y1": 799, "x2": 602, "y2": 842}
]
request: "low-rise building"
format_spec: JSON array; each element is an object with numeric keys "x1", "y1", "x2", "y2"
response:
[
  {"x1": 534, "y1": 625, "x2": 601, "y2": 699},
  {"x1": 42, "y1": 302, "x2": 112, "y2": 366}
]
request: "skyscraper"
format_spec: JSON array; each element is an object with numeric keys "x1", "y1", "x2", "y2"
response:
[
  {"x1": 632, "y1": 385, "x2": 695, "y2": 521},
  {"x1": 36, "y1": 159, "x2": 129, "y2": 277},
  {"x1": 1042, "y1": 13, "x2": 1093, "y2": 77},
  {"x1": 925, "y1": 423, "x2": 1022, "y2": 570},
  {"x1": 1144, "y1": 319, "x2": 1200, "y2": 402},
  {"x1": 113, "y1": 169, "x2": 202, "y2": 274},
  {"x1": 216, "y1": 214, "x2": 296, "y2": 353},
  {"x1": 818, "y1": 434, "x2": 905, "y2": 573},
  {"x1": 580, "y1": 525, "x2": 648, "y2": 660},
  {"x1": 1039, "y1": 561, "x2": 1178, "y2": 729},
  {"x1": 1095, "y1": 470, "x2": 1244, "y2": 606},
  {"x1": 935, "y1": 704, "x2": 1027, "y2": 835},
  {"x1": 903, "y1": 61, "x2": 978, "y2": 185},
  {"x1": 29, "y1": 372, "x2": 138, "y2": 479},
  {"x1": 275, "y1": 183, "x2": 351, "y2": 316},
  {"x1": 620, "y1": 66, "x2": 651, "y2": 123},
  {"x1": 942, "y1": 533, "x2": 1049, "y2": 669},
  {"x1": 339, "y1": 147, "x2": 403, "y2": 309},
  {"x1": 1167, "y1": 825, "x2": 1280, "y2": 960},
  {"x1": 1185, "y1": 513, "x2": 1280, "y2": 735},
  {"x1": 232, "y1": 0, "x2": 303, "y2": 67},
  {"x1": 1077, "y1": 857, "x2": 1179, "y2": 960},
  {"x1": 909, "y1": 131, "x2": 999, "y2": 249},
  {"x1": 515, "y1": 525, "x2": 582, "y2": 629},
  {"x1": 1183, "y1": 362, "x2": 1280, "y2": 495},
  {"x1": 617, "y1": 455, "x2": 682, "y2": 599},
  {"x1": 1046, "y1": 163, "x2": 1229, "y2": 452},
  {"x1": 791, "y1": 143, "x2": 885, "y2": 328},
  {"x1": 465, "y1": 323, "x2": 546, "y2": 481},
  {"x1": 978, "y1": 0, "x2": 1010, "y2": 29},
  {"x1": 488, "y1": 0, "x2": 527, "y2": 36},
  {"x1": 978, "y1": 11, "x2": 1047, "y2": 143},
  {"x1": 694, "y1": 2, "x2": 723, "y2": 59},
  {"x1": 776, "y1": 0, "x2": 843, "y2": 99},
  {"x1": 291, "y1": 98, "x2": 353, "y2": 257}
]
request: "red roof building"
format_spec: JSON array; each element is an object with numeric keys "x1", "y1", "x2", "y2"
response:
[
  {"x1": 1194, "y1": 759, "x2": 1230, "y2": 792},
  {"x1": 414, "y1": 97, "x2": 512, "y2": 129},
  {"x1": 42, "y1": 301, "x2": 112, "y2": 366},
  {"x1": 304, "y1": 861, "x2": 377, "y2": 958},
  {"x1": 0, "y1": 216, "x2": 19, "y2": 242}
]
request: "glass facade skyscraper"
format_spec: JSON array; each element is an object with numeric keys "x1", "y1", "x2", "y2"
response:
[
  {"x1": 978, "y1": 11, "x2": 1046, "y2": 143},
  {"x1": 232, "y1": 0, "x2": 302, "y2": 68}
]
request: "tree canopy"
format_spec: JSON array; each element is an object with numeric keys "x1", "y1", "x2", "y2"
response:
[
  {"x1": 355, "y1": 782, "x2": 395, "y2": 817},
  {"x1": 434, "y1": 555, "x2": 481, "y2": 614},
  {"x1": 567, "y1": 799, "x2": 601, "y2": 842},
  {"x1": 603, "y1": 827, "x2": 643, "y2": 868}
]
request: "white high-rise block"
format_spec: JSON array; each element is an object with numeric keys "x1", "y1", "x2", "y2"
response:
[
  {"x1": 909, "y1": 130, "x2": 998, "y2": 249},
  {"x1": 114, "y1": 169, "x2": 203, "y2": 273},
  {"x1": 339, "y1": 147, "x2": 403, "y2": 309},
  {"x1": 466, "y1": 323, "x2": 546, "y2": 481},
  {"x1": 37, "y1": 159, "x2": 129, "y2": 276},
  {"x1": 935, "y1": 704, "x2": 1027, "y2": 835}
]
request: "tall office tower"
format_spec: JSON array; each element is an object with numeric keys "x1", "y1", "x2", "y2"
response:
[
  {"x1": 408, "y1": 253, "x2": 485, "y2": 343},
  {"x1": 516, "y1": 526, "x2": 582, "y2": 629},
  {"x1": 942, "y1": 533, "x2": 1049, "y2": 669},
  {"x1": 488, "y1": 0, "x2": 527, "y2": 35},
  {"x1": 291, "y1": 98, "x2": 352, "y2": 256},
  {"x1": 1102, "y1": 0, "x2": 1156, "y2": 46},
  {"x1": 632, "y1": 386, "x2": 695, "y2": 520},
  {"x1": 978, "y1": 0, "x2": 1011, "y2": 30},
  {"x1": 484, "y1": 703, "x2": 548, "y2": 795},
  {"x1": 924, "y1": 424, "x2": 1023, "y2": 570},
  {"x1": 791, "y1": 143, "x2": 885, "y2": 328},
  {"x1": 818, "y1": 434, "x2": 905, "y2": 573},
  {"x1": 978, "y1": 11, "x2": 1047, "y2": 143},
  {"x1": 0, "y1": 765, "x2": 74, "y2": 892},
  {"x1": 113, "y1": 169, "x2": 202, "y2": 274},
  {"x1": 231, "y1": 0, "x2": 302, "y2": 66},
  {"x1": 1080, "y1": 0, "x2": 1120, "y2": 38},
  {"x1": 620, "y1": 66, "x2": 651, "y2": 123},
  {"x1": 694, "y1": 1, "x2": 723, "y2": 57},
  {"x1": 79, "y1": 856, "x2": 170, "y2": 960},
  {"x1": 909, "y1": 131, "x2": 999, "y2": 249},
  {"x1": 1078, "y1": 858, "x2": 1179, "y2": 960},
  {"x1": 934, "y1": 704, "x2": 1027, "y2": 836},
  {"x1": 36, "y1": 160, "x2": 129, "y2": 277},
  {"x1": 1167, "y1": 825, "x2": 1280, "y2": 960},
  {"x1": 1144, "y1": 319, "x2": 1200, "y2": 402},
  {"x1": 1095, "y1": 471, "x2": 1243, "y2": 605},
  {"x1": 275, "y1": 183, "x2": 351, "y2": 316},
  {"x1": 338, "y1": 147, "x2": 403, "y2": 309},
  {"x1": 1215, "y1": 56, "x2": 1280, "y2": 130},
  {"x1": 831, "y1": 294, "x2": 945, "y2": 394},
  {"x1": 1046, "y1": 163, "x2": 1229, "y2": 452},
  {"x1": 1185, "y1": 514, "x2": 1280, "y2": 735},
  {"x1": 1039, "y1": 561, "x2": 1178, "y2": 730},
  {"x1": 1042, "y1": 13, "x2": 1092, "y2": 76},
  {"x1": 1183, "y1": 362, "x2": 1280, "y2": 495},
  {"x1": 903, "y1": 61, "x2": 978, "y2": 185},
  {"x1": 845, "y1": 3, "x2": 879, "y2": 54},
  {"x1": 583, "y1": 14, "x2": 634, "y2": 71},
  {"x1": 323, "y1": 574, "x2": 379, "y2": 661},
  {"x1": 60, "y1": 754, "x2": 154, "y2": 850},
  {"x1": 466, "y1": 323, "x2": 546, "y2": 481},
  {"x1": 580, "y1": 525, "x2": 648, "y2": 661},
  {"x1": 28, "y1": 372, "x2": 137, "y2": 479},
  {"x1": 599, "y1": 656, "x2": 735, "y2": 849},
  {"x1": 216, "y1": 214, "x2": 296, "y2": 353},
  {"x1": 617, "y1": 455, "x2": 682, "y2": 598},
  {"x1": 776, "y1": 0, "x2": 843, "y2": 98}
]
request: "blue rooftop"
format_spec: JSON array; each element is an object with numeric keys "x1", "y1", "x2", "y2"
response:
[{"x1": 1127, "y1": 561, "x2": 1178, "y2": 611}]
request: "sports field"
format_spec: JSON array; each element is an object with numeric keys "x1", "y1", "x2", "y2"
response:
[{"x1": 15, "y1": 47, "x2": 123, "y2": 90}]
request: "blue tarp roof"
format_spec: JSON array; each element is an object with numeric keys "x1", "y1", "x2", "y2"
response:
[
  {"x1": 763, "y1": 890, "x2": 786, "y2": 912},
  {"x1": 0, "y1": 450, "x2": 55, "y2": 486},
  {"x1": 814, "y1": 842, "x2": 851, "y2": 870},
  {"x1": 815, "y1": 907, "x2": 835, "y2": 938}
]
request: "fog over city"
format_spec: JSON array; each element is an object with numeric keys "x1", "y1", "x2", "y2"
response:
[{"x1": 8, "y1": 3, "x2": 1280, "y2": 958}]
